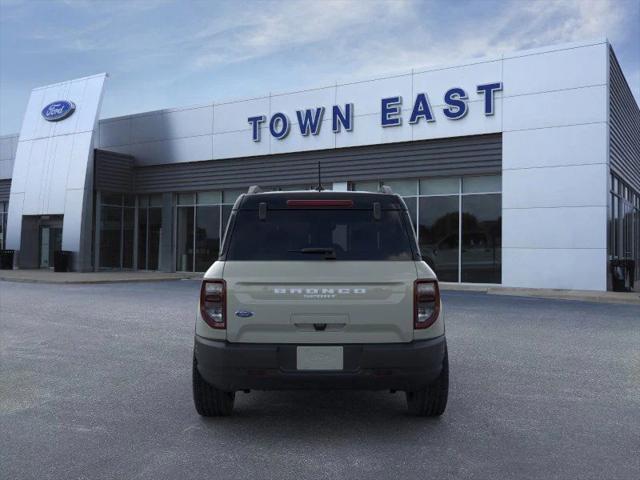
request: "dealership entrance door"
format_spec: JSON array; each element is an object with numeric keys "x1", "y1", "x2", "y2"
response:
[
  {"x1": 16, "y1": 215, "x2": 64, "y2": 269},
  {"x1": 39, "y1": 223, "x2": 62, "y2": 268}
]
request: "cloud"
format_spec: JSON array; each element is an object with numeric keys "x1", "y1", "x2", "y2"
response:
[
  {"x1": 188, "y1": 0, "x2": 412, "y2": 70},
  {"x1": 0, "y1": 0, "x2": 637, "y2": 134},
  {"x1": 330, "y1": 0, "x2": 628, "y2": 78}
]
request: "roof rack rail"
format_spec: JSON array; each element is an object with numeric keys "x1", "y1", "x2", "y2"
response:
[
  {"x1": 379, "y1": 185, "x2": 394, "y2": 194},
  {"x1": 247, "y1": 185, "x2": 263, "y2": 194}
]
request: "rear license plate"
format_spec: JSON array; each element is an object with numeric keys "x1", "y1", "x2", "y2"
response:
[{"x1": 296, "y1": 346, "x2": 343, "y2": 370}]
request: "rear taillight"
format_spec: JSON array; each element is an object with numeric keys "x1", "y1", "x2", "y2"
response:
[
  {"x1": 200, "y1": 280, "x2": 226, "y2": 329},
  {"x1": 414, "y1": 279, "x2": 440, "y2": 329}
]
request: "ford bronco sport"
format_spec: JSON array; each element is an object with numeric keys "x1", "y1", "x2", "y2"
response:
[{"x1": 193, "y1": 187, "x2": 448, "y2": 416}]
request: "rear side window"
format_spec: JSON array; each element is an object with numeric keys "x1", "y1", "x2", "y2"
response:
[{"x1": 226, "y1": 209, "x2": 415, "y2": 261}]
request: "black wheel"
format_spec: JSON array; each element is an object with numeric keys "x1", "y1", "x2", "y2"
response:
[
  {"x1": 406, "y1": 346, "x2": 449, "y2": 417},
  {"x1": 192, "y1": 357, "x2": 235, "y2": 417}
]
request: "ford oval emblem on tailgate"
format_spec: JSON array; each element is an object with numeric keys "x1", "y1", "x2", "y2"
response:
[{"x1": 235, "y1": 310, "x2": 254, "y2": 318}]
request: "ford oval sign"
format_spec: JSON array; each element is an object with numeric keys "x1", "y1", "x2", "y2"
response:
[
  {"x1": 235, "y1": 310, "x2": 254, "y2": 318},
  {"x1": 41, "y1": 100, "x2": 76, "y2": 122}
]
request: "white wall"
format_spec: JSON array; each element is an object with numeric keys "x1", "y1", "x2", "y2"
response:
[
  {"x1": 500, "y1": 42, "x2": 609, "y2": 291},
  {"x1": 93, "y1": 40, "x2": 613, "y2": 290},
  {"x1": 0, "y1": 134, "x2": 18, "y2": 179},
  {"x1": 2, "y1": 41, "x2": 613, "y2": 288},
  {"x1": 6, "y1": 73, "x2": 107, "y2": 270},
  {"x1": 96, "y1": 59, "x2": 504, "y2": 165}
]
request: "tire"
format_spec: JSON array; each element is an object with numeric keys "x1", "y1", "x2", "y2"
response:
[
  {"x1": 192, "y1": 357, "x2": 235, "y2": 417},
  {"x1": 406, "y1": 346, "x2": 449, "y2": 417}
]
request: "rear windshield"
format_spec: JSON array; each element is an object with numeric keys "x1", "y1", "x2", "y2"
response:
[{"x1": 225, "y1": 209, "x2": 415, "y2": 261}]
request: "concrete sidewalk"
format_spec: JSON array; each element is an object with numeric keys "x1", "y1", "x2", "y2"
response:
[
  {"x1": 440, "y1": 282, "x2": 640, "y2": 305},
  {"x1": 0, "y1": 269, "x2": 202, "y2": 284}
]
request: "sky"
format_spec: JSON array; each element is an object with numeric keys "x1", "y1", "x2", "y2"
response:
[{"x1": 0, "y1": 0, "x2": 639, "y2": 135}]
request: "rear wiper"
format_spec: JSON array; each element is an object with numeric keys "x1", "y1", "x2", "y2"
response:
[{"x1": 288, "y1": 247, "x2": 337, "y2": 259}]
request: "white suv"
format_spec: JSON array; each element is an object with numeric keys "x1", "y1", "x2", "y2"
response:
[{"x1": 193, "y1": 187, "x2": 448, "y2": 416}]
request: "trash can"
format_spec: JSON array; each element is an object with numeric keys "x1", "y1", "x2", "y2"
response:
[
  {"x1": 610, "y1": 259, "x2": 630, "y2": 292},
  {"x1": 0, "y1": 249, "x2": 14, "y2": 270},
  {"x1": 53, "y1": 250, "x2": 72, "y2": 272},
  {"x1": 625, "y1": 259, "x2": 635, "y2": 292}
]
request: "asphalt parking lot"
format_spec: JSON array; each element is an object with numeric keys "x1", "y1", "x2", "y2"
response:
[{"x1": 1, "y1": 280, "x2": 638, "y2": 480}]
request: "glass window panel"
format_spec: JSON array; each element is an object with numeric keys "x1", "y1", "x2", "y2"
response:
[
  {"x1": 122, "y1": 208, "x2": 135, "y2": 268},
  {"x1": 177, "y1": 193, "x2": 195, "y2": 205},
  {"x1": 223, "y1": 189, "x2": 245, "y2": 204},
  {"x1": 102, "y1": 193, "x2": 122, "y2": 206},
  {"x1": 352, "y1": 180, "x2": 380, "y2": 192},
  {"x1": 419, "y1": 177, "x2": 459, "y2": 195},
  {"x1": 123, "y1": 194, "x2": 135, "y2": 207},
  {"x1": 197, "y1": 191, "x2": 222, "y2": 205},
  {"x1": 222, "y1": 205, "x2": 233, "y2": 243},
  {"x1": 226, "y1": 210, "x2": 414, "y2": 261},
  {"x1": 403, "y1": 197, "x2": 417, "y2": 235},
  {"x1": 147, "y1": 208, "x2": 162, "y2": 270},
  {"x1": 138, "y1": 195, "x2": 149, "y2": 208},
  {"x1": 99, "y1": 205, "x2": 122, "y2": 268},
  {"x1": 176, "y1": 206, "x2": 194, "y2": 271},
  {"x1": 418, "y1": 196, "x2": 459, "y2": 282},
  {"x1": 137, "y1": 208, "x2": 148, "y2": 269},
  {"x1": 149, "y1": 194, "x2": 163, "y2": 207},
  {"x1": 195, "y1": 206, "x2": 221, "y2": 271},
  {"x1": 461, "y1": 194, "x2": 502, "y2": 283},
  {"x1": 382, "y1": 179, "x2": 417, "y2": 196},
  {"x1": 463, "y1": 175, "x2": 501, "y2": 194}
]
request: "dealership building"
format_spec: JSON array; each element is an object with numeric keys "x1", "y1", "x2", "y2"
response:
[{"x1": 0, "y1": 39, "x2": 638, "y2": 291}]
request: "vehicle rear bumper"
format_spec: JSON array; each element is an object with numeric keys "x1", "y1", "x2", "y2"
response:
[{"x1": 194, "y1": 335, "x2": 446, "y2": 391}]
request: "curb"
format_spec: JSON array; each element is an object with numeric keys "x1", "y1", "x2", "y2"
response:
[
  {"x1": 0, "y1": 276, "x2": 202, "y2": 285},
  {"x1": 440, "y1": 283, "x2": 640, "y2": 305}
]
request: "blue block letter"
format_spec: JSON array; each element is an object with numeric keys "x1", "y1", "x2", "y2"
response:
[
  {"x1": 381, "y1": 96, "x2": 402, "y2": 127},
  {"x1": 269, "y1": 112, "x2": 290, "y2": 140},
  {"x1": 296, "y1": 107, "x2": 325, "y2": 136},
  {"x1": 409, "y1": 93, "x2": 435, "y2": 124},
  {"x1": 477, "y1": 82, "x2": 503, "y2": 115},
  {"x1": 248, "y1": 115, "x2": 266, "y2": 142},
  {"x1": 332, "y1": 104, "x2": 353, "y2": 133},
  {"x1": 443, "y1": 88, "x2": 468, "y2": 120}
]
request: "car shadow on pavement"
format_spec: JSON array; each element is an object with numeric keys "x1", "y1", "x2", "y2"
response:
[{"x1": 196, "y1": 390, "x2": 446, "y2": 435}]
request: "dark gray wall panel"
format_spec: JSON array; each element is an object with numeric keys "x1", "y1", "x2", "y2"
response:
[
  {"x1": 0, "y1": 179, "x2": 11, "y2": 201},
  {"x1": 609, "y1": 47, "x2": 640, "y2": 192},
  {"x1": 133, "y1": 134, "x2": 501, "y2": 193},
  {"x1": 94, "y1": 149, "x2": 134, "y2": 193}
]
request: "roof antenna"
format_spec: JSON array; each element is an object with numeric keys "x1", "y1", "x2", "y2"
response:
[{"x1": 317, "y1": 161, "x2": 324, "y2": 191}]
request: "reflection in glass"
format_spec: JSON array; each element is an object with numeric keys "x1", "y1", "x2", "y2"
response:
[
  {"x1": 461, "y1": 194, "x2": 501, "y2": 283},
  {"x1": 419, "y1": 177, "x2": 458, "y2": 195},
  {"x1": 99, "y1": 206, "x2": 121, "y2": 268},
  {"x1": 195, "y1": 206, "x2": 221, "y2": 271},
  {"x1": 147, "y1": 208, "x2": 162, "y2": 270},
  {"x1": 418, "y1": 196, "x2": 459, "y2": 282},
  {"x1": 352, "y1": 180, "x2": 379, "y2": 192},
  {"x1": 462, "y1": 175, "x2": 501, "y2": 194},
  {"x1": 382, "y1": 179, "x2": 417, "y2": 196},
  {"x1": 222, "y1": 205, "x2": 233, "y2": 243},
  {"x1": 137, "y1": 207, "x2": 147, "y2": 269},
  {"x1": 122, "y1": 208, "x2": 135, "y2": 268},
  {"x1": 403, "y1": 197, "x2": 417, "y2": 234},
  {"x1": 138, "y1": 206, "x2": 162, "y2": 270},
  {"x1": 176, "y1": 207, "x2": 194, "y2": 271}
]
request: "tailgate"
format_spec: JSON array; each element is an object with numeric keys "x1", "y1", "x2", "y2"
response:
[{"x1": 223, "y1": 261, "x2": 417, "y2": 343}]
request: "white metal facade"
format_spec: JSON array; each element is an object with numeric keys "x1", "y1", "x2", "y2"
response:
[{"x1": 0, "y1": 40, "x2": 636, "y2": 291}]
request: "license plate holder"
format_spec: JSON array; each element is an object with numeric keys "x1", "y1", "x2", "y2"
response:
[{"x1": 296, "y1": 346, "x2": 343, "y2": 370}]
